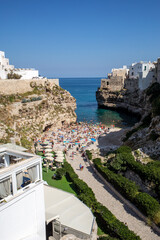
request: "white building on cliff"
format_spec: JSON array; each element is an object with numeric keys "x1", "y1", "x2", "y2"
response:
[
  {"x1": 0, "y1": 145, "x2": 96, "y2": 240},
  {"x1": 0, "y1": 51, "x2": 39, "y2": 80},
  {"x1": 128, "y1": 61, "x2": 155, "y2": 90}
]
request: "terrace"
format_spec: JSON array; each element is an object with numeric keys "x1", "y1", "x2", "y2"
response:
[{"x1": 0, "y1": 146, "x2": 42, "y2": 203}]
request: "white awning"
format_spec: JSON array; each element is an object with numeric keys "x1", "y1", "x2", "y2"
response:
[{"x1": 44, "y1": 184, "x2": 94, "y2": 236}]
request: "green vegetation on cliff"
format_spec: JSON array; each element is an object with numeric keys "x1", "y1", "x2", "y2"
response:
[{"x1": 93, "y1": 146, "x2": 160, "y2": 226}]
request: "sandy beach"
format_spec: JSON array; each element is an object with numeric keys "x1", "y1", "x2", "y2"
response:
[{"x1": 36, "y1": 122, "x2": 127, "y2": 155}]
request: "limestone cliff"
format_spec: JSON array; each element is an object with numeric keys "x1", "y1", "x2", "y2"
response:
[
  {"x1": 96, "y1": 83, "x2": 160, "y2": 159},
  {"x1": 0, "y1": 80, "x2": 76, "y2": 149},
  {"x1": 96, "y1": 88, "x2": 149, "y2": 117}
]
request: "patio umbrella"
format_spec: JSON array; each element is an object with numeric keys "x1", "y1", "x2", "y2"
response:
[
  {"x1": 45, "y1": 157, "x2": 54, "y2": 161},
  {"x1": 44, "y1": 145, "x2": 52, "y2": 149},
  {"x1": 91, "y1": 138, "x2": 96, "y2": 142},
  {"x1": 55, "y1": 152, "x2": 63, "y2": 156},
  {"x1": 44, "y1": 148, "x2": 52, "y2": 153},
  {"x1": 45, "y1": 153, "x2": 53, "y2": 157},
  {"x1": 41, "y1": 141, "x2": 50, "y2": 146},
  {"x1": 55, "y1": 158, "x2": 63, "y2": 163}
]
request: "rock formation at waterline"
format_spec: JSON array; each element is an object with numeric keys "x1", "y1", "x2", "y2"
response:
[{"x1": 96, "y1": 83, "x2": 160, "y2": 159}]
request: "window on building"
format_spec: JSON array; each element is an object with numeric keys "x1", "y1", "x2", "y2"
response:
[
  {"x1": 107, "y1": 81, "x2": 109, "y2": 85},
  {"x1": 132, "y1": 72, "x2": 134, "y2": 76},
  {"x1": 0, "y1": 176, "x2": 12, "y2": 200},
  {"x1": 144, "y1": 66, "x2": 146, "y2": 71},
  {"x1": 16, "y1": 164, "x2": 39, "y2": 190}
]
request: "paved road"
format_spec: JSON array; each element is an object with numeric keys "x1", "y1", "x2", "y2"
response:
[{"x1": 66, "y1": 149, "x2": 160, "y2": 240}]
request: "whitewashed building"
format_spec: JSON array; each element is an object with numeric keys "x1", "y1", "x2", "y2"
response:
[
  {"x1": 0, "y1": 51, "x2": 39, "y2": 79},
  {"x1": 0, "y1": 145, "x2": 96, "y2": 240},
  {"x1": 129, "y1": 61, "x2": 155, "y2": 90}
]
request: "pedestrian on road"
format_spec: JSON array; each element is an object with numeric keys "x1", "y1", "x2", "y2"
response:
[{"x1": 79, "y1": 163, "x2": 82, "y2": 170}]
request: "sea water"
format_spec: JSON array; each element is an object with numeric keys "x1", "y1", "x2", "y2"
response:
[{"x1": 59, "y1": 78, "x2": 138, "y2": 127}]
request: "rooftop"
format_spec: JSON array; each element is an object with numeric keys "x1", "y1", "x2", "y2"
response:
[{"x1": 44, "y1": 184, "x2": 94, "y2": 236}]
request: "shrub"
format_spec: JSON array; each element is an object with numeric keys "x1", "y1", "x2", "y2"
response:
[
  {"x1": 55, "y1": 168, "x2": 66, "y2": 180},
  {"x1": 7, "y1": 71, "x2": 22, "y2": 79},
  {"x1": 94, "y1": 156, "x2": 160, "y2": 226},
  {"x1": 86, "y1": 150, "x2": 92, "y2": 160},
  {"x1": 95, "y1": 203, "x2": 140, "y2": 240},
  {"x1": 116, "y1": 146, "x2": 132, "y2": 154},
  {"x1": 63, "y1": 162, "x2": 140, "y2": 240},
  {"x1": 99, "y1": 237, "x2": 118, "y2": 240},
  {"x1": 20, "y1": 136, "x2": 32, "y2": 149},
  {"x1": 64, "y1": 162, "x2": 97, "y2": 210},
  {"x1": 93, "y1": 158, "x2": 139, "y2": 201},
  {"x1": 135, "y1": 192, "x2": 160, "y2": 221}
]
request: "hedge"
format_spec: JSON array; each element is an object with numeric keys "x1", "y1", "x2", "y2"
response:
[
  {"x1": 64, "y1": 162, "x2": 97, "y2": 210},
  {"x1": 134, "y1": 192, "x2": 160, "y2": 218},
  {"x1": 99, "y1": 237, "x2": 118, "y2": 240},
  {"x1": 63, "y1": 162, "x2": 141, "y2": 240},
  {"x1": 96, "y1": 203, "x2": 140, "y2": 240},
  {"x1": 94, "y1": 158, "x2": 139, "y2": 201},
  {"x1": 116, "y1": 146, "x2": 160, "y2": 196},
  {"x1": 86, "y1": 150, "x2": 92, "y2": 160},
  {"x1": 93, "y1": 158, "x2": 160, "y2": 225}
]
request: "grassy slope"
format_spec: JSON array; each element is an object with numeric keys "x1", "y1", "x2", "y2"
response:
[{"x1": 42, "y1": 167, "x2": 76, "y2": 195}]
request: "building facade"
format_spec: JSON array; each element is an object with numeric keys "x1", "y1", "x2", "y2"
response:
[
  {"x1": 128, "y1": 61, "x2": 155, "y2": 90},
  {"x1": 101, "y1": 65, "x2": 129, "y2": 91},
  {"x1": 0, "y1": 147, "x2": 46, "y2": 240},
  {"x1": 0, "y1": 51, "x2": 39, "y2": 80},
  {"x1": 0, "y1": 146, "x2": 96, "y2": 240}
]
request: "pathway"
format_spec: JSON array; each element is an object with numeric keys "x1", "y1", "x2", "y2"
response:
[{"x1": 66, "y1": 149, "x2": 160, "y2": 240}]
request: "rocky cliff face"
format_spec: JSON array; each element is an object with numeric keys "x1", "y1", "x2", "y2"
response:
[
  {"x1": 96, "y1": 88, "x2": 149, "y2": 117},
  {"x1": 0, "y1": 81, "x2": 76, "y2": 149},
  {"x1": 96, "y1": 83, "x2": 160, "y2": 159}
]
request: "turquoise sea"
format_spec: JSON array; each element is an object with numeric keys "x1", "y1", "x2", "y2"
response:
[{"x1": 59, "y1": 78, "x2": 138, "y2": 127}]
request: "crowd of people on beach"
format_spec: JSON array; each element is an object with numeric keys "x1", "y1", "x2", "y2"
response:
[{"x1": 35, "y1": 121, "x2": 111, "y2": 155}]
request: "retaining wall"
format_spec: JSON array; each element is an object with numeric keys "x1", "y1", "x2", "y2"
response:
[{"x1": 0, "y1": 78, "x2": 59, "y2": 95}]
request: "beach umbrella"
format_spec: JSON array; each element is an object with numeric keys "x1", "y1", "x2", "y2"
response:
[
  {"x1": 41, "y1": 141, "x2": 50, "y2": 146},
  {"x1": 91, "y1": 138, "x2": 96, "y2": 142},
  {"x1": 45, "y1": 153, "x2": 53, "y2": 157},
  {"x1": 55, "y1": 158, "x2": 63, "y2": 163},
  {"x1": 55, "y1": 156, "x2": 64, "y2": 160},
  {"x1": 55, "y1": 152, "x2": 63, "y2": 155},
  {"x1": 44, "y1": 148, "x2": 52, "y2": 153},
  {"x1": 44, "y1": 145, "x2": 52, "y2": 149},
  {"x1": 45, "y1": 157, "x2": 54, "y2": 161},
  {"x1": 55, "y1": 151, "x2": 63, "y2": 154},
  {"x1": 37, "y1": 147, "x2": 43, "y2": 152}
]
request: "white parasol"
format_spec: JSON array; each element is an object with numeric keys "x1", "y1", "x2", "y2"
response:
[
  {"x1": 44, "y1": 145, "x2": 52, "y2": 149},
  {"x1": 44, "y1": 148, "x2": 52, "y2": 153},
  {"x1": 56, "y1": 153, "x2": 64, "y2": 157},
  {"x1": 45, "y1": 153, "x2": 53, "y2": 157},
  {"x1": 45, "y1": 157, "x2": 54, "y2": 161},
  {"x1": 55, "y1": 158, "x2": 64, "y2": 163}
]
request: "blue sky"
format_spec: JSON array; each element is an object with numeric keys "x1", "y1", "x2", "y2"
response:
[{"x1": 1, "y1": 0, "x2": 160, "y2": 77}]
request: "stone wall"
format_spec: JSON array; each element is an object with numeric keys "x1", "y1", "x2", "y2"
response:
[
  {"x1": 101, "y1": 76, "x2": 124, "y2": 91},
  {"x1": 0, "y1": 78, "x2": 59, "y2": 95},
  {"x1": 124, "y1": 78, "x2": 139, "y2": 92}
]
